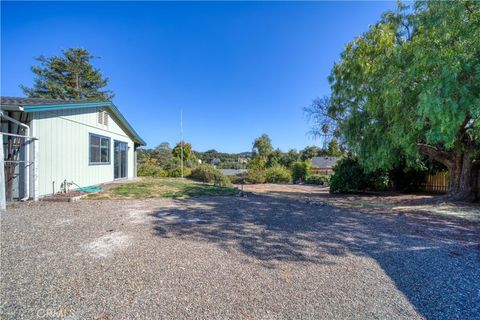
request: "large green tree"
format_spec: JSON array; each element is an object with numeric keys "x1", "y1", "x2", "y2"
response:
[
  {"x1": 280, "y1": 149, "x2": 300, "y2": 168},
  {"x1": 154, "y1": 142, "x2": 174, "y2": 167},
  {"x1": 327, "y1": 139, "x2": 344, "y2": 157},
  {"x1": 326, "y1": 1, "x2": 479, "y2": 201},
  {"x1": 252, "y1": 134, "x2": 273, "y2": 160},
  {"x1": 172, "y1": 141, "x2": 193, "y2": 161},
  {"x1": 299, "y1": 145, "x2": 322, "y2": 161},
  {"x1": 266, "y1": 148, "x2": 283, "y2": 167},
  {"x1": 21, "y1": 48, "x2": 113, "y2": 100}
]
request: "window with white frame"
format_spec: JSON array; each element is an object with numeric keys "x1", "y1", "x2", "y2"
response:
[{"x1": 89, "y1": 133, "x2": 110, "y2": 164}]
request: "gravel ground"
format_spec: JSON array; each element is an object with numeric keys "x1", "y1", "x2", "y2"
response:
[{"x1": 1, "y1": 192, "x2": 479, "y2": 319}]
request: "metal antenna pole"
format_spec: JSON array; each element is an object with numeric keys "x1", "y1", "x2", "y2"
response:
[{"x1": 180, "y1": 109, "x2": 184, "y2": 179}]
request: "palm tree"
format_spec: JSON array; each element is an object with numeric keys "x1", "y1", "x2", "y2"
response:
[{"x1": 321, "y1": 123, "x2": 329, "y2": 149}]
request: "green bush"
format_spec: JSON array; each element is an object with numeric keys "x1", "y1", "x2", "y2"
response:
[
  {"x1": 291, "y1": 161, "x2": 311, "y2": 183},
  {"x1": 214, "y1": 175, "x2": 233, "y2": 188},
  {"x1": 248, "y1": 157, "x2": 266, "y2": 169},
  {"x1": 245, "y1": 168, "x2": 266, "y2": 184},
  {"x1": 138, "y1": 163, "x2": 164, "y2": 177},
  {"x1": 189, "y1": 164, "x2": 232, "y2": 187},
  {"x1": 190, "y1": 164, "x2": 219, "y2": 182},
  {"x1": 329, "y1": 157, "x2": 388, "y2": 193},
  {"x1": 265, "y1": 165, "x2": 292, "y2": 183},
  {"x1": 305, "y1": 174, "x2": 329, "y2": 186},
  {"x1": 167, "y1": 167, "x2": 191, "y2": 178},
  {"x1": 227, "y1": 175, "x2": 246, "y2": 184}
]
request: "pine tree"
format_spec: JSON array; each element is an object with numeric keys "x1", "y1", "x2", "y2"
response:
[{"x1": 21, "y1": 48, "x2": 113, "y2": 101}]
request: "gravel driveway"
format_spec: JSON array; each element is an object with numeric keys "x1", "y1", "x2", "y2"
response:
[{"x1": 1, "y1": 193, "x2": 479, "y2": 319}]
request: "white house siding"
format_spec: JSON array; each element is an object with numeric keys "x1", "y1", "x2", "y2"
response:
[{"x1": 32, "y1": 107, "x2": 135, "y2": 196}]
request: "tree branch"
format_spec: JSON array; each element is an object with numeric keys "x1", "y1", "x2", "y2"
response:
[
  {"x1": 458, "y1": 113, "x2": 471, "y2": 142},
  {"x1": 473, "y1": 159, "x2": 480, "y2": 168},
  {"x1": 417, "y1": 143, "x2": 455, "y2": 168},
  {"x1": 465, "y1": 1, "x2": 474, "y2": 15}
]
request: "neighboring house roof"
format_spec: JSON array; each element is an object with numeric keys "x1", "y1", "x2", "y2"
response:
[
  {"x1": 0, "y1": 96, "x2": 146, "y2": 146},
  {"x1": 219, "y1": 169, "x2": 248, "y2": 176},
  {"x1": 311, "y1": 156, "x2": 338, "y2": 168}
]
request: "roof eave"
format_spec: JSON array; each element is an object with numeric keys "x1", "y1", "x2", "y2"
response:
[
  {"x1": 108, "y1": 103, "x2": 147, "y2": 146},
  {"x1": 1, "y1": 105, "x2": 24, "y2": 111},
  {"x1": 22, "y1": 101, "x2": 146, "y2": 146}
]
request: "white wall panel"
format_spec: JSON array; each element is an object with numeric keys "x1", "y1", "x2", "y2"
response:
[{"x1": 33, "y1": 107, "x2": 135, "y2": 196}]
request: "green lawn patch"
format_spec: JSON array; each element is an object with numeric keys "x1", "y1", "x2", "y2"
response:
[{"x1": 86, "y1": 177, "x2": 237, "y2": 200}]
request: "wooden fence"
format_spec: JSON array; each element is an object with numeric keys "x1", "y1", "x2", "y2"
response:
[
  {"x1": 310, "y1": 168, "x2": 334, "y2": 175},
  {"x1": 419, "y1": 172, "x2": 449, "y2": 193}
]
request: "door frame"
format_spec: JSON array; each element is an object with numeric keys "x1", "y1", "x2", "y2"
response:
[{"x1": 113, "y1": 140, "x2": 128, "y2": 180}]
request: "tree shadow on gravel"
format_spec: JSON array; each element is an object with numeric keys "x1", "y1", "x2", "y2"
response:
[{"x1": 149, "y1": 194, "x2": 480, "y2": 319}]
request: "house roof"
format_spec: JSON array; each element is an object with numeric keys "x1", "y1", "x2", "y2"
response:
[
  {"x1": 311, "y1": 156, "x2": 338, "y2": 168},
  {"x1": 219, "y1": 169, "x2": 248, "y2": 176},
  {"x1": 0, "y1": 97, "x2": 89, "y2": 106},
  {"x1": 0, "y1": 96, "x2": 146, "y2": 146}
]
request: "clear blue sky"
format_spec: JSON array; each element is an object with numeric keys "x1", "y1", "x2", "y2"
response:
[{"x1": 1, "y1": 1, "x2": 396, "y2": 152}]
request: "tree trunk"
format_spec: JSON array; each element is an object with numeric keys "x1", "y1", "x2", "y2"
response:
[
  {"x1": 447, "y1": 149, "x2": 479, "y2": 202},
  {"x1": 418, "y1": 143, "x2": 479, "y2": 202},
  {"x1": 75, "y1": 72, "x2": 81, "y2": 99}
]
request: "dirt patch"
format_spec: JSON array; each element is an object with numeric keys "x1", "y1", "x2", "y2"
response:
[
  {"x1": 83, "y1": 231, "x2": 130, "y2": 258},
  {"x1": 2, "y1": 195, "x2": 479, "y2": 319},
  {"x1": 242, "y1": 183, "x2": 329, "y2": 198},
  {"x1": 41, "y1": 191, "x2": 86, "y2": 202},
  {"x1": 243, "y1": 183, "x2": 480, "y2": 222},
  {"x1": 127, "y1": 209, "x2": 152, "y2": 224}
]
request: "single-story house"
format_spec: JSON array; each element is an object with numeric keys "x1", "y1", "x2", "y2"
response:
[
  {"x1": 218, "y1": 169, "x2": 248, "y2": 176},
  {"x1": 211, "y1": 157, "x2": 221, "y2": 166},
  {"x1": 310, "y1": 156, "x2": 338, "y2": 175},
  {"x1": 237, "y1": 157, "x2": 249, "y2": 164},
  {"x1": 1, "y1": 97, "x2": 145, "y2": 202}
]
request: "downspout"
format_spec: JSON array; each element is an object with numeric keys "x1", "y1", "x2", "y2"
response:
[
  {"x1": 0, "y1": 131, "x2": 5, "y2": 210},
  {"x1": 0, "y1": 111, "x2": 31, "y2": 201}
]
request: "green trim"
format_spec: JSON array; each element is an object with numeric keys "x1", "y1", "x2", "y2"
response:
[
  {"x1": 23, "y1": 101, "x2": 110, "y2": 111},
  {"x1": 22, "y1": 101, "x2": 146, "y2": 146}
]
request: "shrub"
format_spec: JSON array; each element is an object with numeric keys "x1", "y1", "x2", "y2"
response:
[
  {"x1": 329, "y1": 157, "x2": 388, "y2": 193},
  {"x1": 248, "y1": 157, "x2": 266, "y2": 169},
  {"x1": 227, "y1": 175, "x2": 246, "y2": 184},
  {"x1": 305, "y1": 174, "x2": 329, "y2": 186},
  {"x1": 189, "y1": 164, "x2": 232, "y2": 187},
  {"x1": 265, "y1": 165, "x2": 292, "y2": 183},
  {"x1": 245, "y1": 168, "x2": 266, "y2": 184},
  {"x1": 214, "y1": 175, "x2": 233, "y2": 188},
  {"x1": 190, "y1": 164, "x2": 220, "y2": 182},
  {"x1": 138, "y1": 163, "x2": 164, "y2": 177},
  {"x1": 167, "y1": 167, "x2": 191, "y2": 178},
  {"x1": 291, "y1": 161, "x2": 311, "y2": 183}
]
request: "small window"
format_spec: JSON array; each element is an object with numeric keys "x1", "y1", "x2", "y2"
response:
[{"x1": 89, "y1": 133, "x2": 110, "y2": 164}]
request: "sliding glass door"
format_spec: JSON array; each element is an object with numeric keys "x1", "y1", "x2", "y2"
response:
[{"x1": 114, "y1": 141, "x2": 128, "y2": 179}]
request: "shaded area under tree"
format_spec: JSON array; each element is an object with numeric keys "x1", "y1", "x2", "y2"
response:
[{"x1": 149, "y1": 194, "x2": 480, "y2": 319}]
